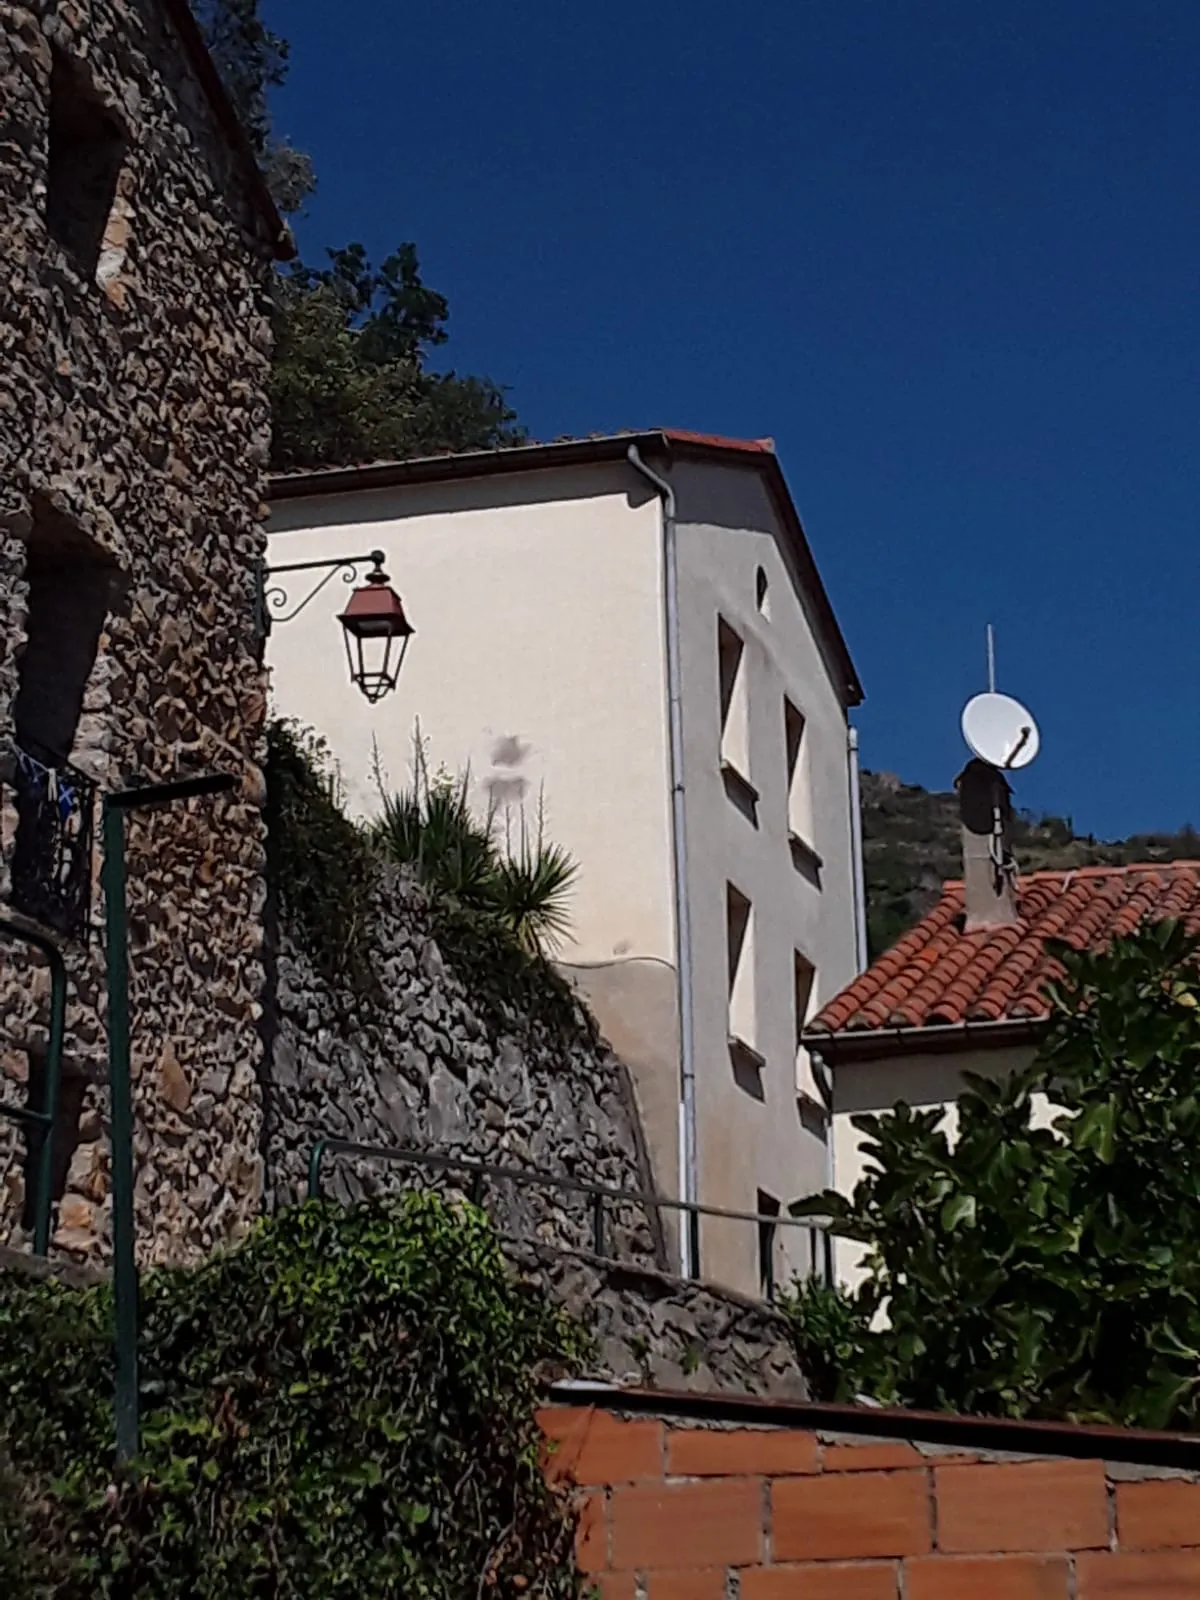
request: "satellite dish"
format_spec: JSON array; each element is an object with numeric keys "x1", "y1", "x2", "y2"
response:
[{"x1": 961, "y1": 692, "x2": 1040, "y2": 770}]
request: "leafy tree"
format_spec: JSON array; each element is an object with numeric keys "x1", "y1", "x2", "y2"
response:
[
  {"x1": 193, "y1": 0, "x2": 315, "y2": 212},
  {"x1": 270, "y1": 245, "x2": 526, "y2": 471},
  {"x1": 792, "y1": 919, "x2": 1200, "y2": 1429},
  {"x1": 195, "y1": 6, "x2": 523, "y2": 468}
]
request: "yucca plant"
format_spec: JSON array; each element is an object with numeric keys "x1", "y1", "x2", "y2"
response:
[
  {"x1": 372, "y1": 731, "x2": 578, "y2": 956},
  {"x1": 491, "y1": 800, "x2": 578, "y2": 956},
  {"x1": 375, "y1": 772, "x2": 497, "y2": 911}
]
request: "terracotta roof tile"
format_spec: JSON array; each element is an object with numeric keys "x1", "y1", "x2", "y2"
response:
[{"x1": 808, "y1": 862, "x2": 1200, "y2": 1041}]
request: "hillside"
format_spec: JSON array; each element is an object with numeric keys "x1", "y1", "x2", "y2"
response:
[{"x1": 862, "y1": 770, "x2": 1200, "y2": 956}]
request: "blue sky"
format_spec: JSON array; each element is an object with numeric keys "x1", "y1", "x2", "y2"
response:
[{"x1": 264, "y1": 0, "x2": 1198, "y2": 840}]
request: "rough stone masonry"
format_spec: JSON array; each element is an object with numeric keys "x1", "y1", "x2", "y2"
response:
[
  {"x1": 265, "y1": 867, "x2": 807, "y2": 1396},
  {"x1": 0, "y1": 0, "x2": 284, "y2": 1263}
]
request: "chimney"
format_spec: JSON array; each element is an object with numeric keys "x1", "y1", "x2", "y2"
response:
[{"x1": 956, "y1": 757, "x2": 1020, "y2": 929}]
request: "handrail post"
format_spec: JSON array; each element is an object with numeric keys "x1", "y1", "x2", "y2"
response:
[
  {"x1": 102, "y1": 801, "x2": 139, "y2": 1467},
  {"x1": 100, "y1": 772, "x2": 235, "y2": 1469},
  {"x1": 306, "y1": 1138, "x2": 329, "y2": 1201},
  {"x1": 0, "y1": 920, "x2": 68, "y2": 1256},
  {"x1": 32, "y1": 934, "x2": 65, "y2": 1256}
]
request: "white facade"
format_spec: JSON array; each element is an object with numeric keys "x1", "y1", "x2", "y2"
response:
[
  {"x1": 829, "y1": 1040, "x2": 1062, "y2": 1287},
  {"x1": 267, "y1": 437, "x2": 863, "y2": 1295}
]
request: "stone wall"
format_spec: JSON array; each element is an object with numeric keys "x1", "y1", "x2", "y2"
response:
[
  {"x1": 265, "y1": 866, "x2": 816, "y2": 1395},
  {"x1": 0, "y1": 0, "x2": 279, "y2": 1263},
  {"x1": 264, "y1": 868, "x2": 666, "y2": 1270}
]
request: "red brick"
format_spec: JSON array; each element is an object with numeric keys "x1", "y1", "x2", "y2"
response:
[
  {"x1": 576, "y1": 1491, "x2": 607, "y2": 1573},
  {"x1": 741, "y1": 1563, "x2": 900, "y2": 1598},
  {"x1": 1077, "y1": 1549, "x2": 1200, "y2": 1597},
  {"x1": 823, "y1": 1442, "x2": 978, "y2": 1472},
  {"x1": 1116, "y1": 1478, "x2": 1200, "y2": 1550},
  {"x1": 611, "y1": 1477, "x2": 763, "y2": 1570},
  {"x1": 539, "y1": 1407, "x2": 663, "y2": 1485},
  {"x1": 537, "y1": 1404, "x2": 579, "y2": 1442},
  {"x1": 907, "y1": 1554, "x2": 1071, "y2": 1599},
  {"x1": 822, "y1": 1441, "x2": 926, "y2": 1472},
  {"x1": 935, "y1": 1459, "x2": 1109, "y2": 1554},
  {"x1": 772, "y1": 1470, "x2": 931, "y2": 1561},
  {"x1": 646, "y1": 1569, "x2": 728, "y2": 1599},
  {"x1": 587, "y1": 1579, "x2": 636, "y2": 1600},
  {"x1": 668, "y1": 1426, "x2": 819, "y2": 1478}
]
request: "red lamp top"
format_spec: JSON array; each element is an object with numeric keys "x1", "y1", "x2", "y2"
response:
[{"x1": 338, "y1": 554, "x2": 413, "y2": 639}]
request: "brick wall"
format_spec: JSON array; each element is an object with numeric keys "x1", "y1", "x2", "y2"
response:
[{"x1": 539, "y1": 1405, "x2": 1200, "y2": 1598}]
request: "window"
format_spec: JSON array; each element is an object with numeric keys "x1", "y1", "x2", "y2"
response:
[
  {"x1": 726, "y1": 883, "x2": 763, "y2": 1095},
  {"x1": 726, "y1": 883, "x2": 755, "y2": 1042},
  {"x1": 784, "y1": 698, "x2": 811, "y2": 838},
  {"x1": 757, "y1": 1189, "x2": 780, "y2": 1298},
  {"x1": 717, "y1": 617, "x2": 750, "y2": 777},
  {"x1": 45, "y1": 49, "x2": 127, "y2": 281},
  {"x1": 755, "y1": 565, "x2": 771, "y2": 618},
  {"x1": 13, "y1": 502, "x2": 115, "y2": 768},
  {"x1": 20, "y1": 1049, "x2": 88, "y2": 1235},
  {"x1": 9, "y1": 503, "x2": 116, "y2": 933},
  {"x1": 784, "y1": 697, "x2": 821, "y2": 880},
  {"x1": 719, "y1": 617, "x2": 757, "y2": 821},
  {"x1": 794, "y1": 951, "x2": 824, "y2": 1105}
]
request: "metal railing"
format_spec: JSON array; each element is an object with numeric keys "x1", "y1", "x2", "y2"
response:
[
  {"x1": 0, "y1": 919, "x2": 68, "y2": 1255},
  {"x1": 307, "y1": 1136, "x2": 834, "y2": 1294},
  {"x1": 8, "y1": 752, "x2": 96, "y2": 940}
]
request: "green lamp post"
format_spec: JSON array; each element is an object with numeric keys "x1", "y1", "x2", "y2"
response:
[{"x1": 102, "y1": 772, "x2": 236, "y2": 1465}]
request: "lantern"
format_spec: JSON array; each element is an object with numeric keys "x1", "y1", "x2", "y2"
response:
[{"x1": 337, "y1": 552, "x2": 413, "y2": 703}]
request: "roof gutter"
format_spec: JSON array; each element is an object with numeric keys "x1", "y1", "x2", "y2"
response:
[
  {"x1": 802, "y1": 1015, "x2": 1048, "y2": 1065},
  {"x1": 625, "y1": 444, "x2": 698, "y2": 1281}
]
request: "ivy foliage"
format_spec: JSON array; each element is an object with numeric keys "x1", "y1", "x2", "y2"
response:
[
  {"x1": 790, "y1": 920, "x2": 1200, "y2": 1429},
  {"x1": 0, "y1": 1194, "x2": 588, "y2": 1597},
  {"x1": 264, "y1": 720, "x2": 379, "y2": 992}
]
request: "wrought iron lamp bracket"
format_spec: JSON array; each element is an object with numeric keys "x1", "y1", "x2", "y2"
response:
[{"x1": 258, "y1": 550, "x2": 386, "y2": 631}]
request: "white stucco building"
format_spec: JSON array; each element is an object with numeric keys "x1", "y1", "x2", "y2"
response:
[{"x1": 267, "y1": 429, "x2": 866, "y2": 1295}]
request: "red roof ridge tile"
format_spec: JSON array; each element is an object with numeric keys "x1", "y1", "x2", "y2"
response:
[{"x1": 658, "y1": 427, "x2": 776, "y2": 454}]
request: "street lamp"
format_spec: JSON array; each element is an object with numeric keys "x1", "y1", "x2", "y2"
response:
[
  {"x1": 258, "y1": 550, "x2": 414, "y2": 703},
  {"x1": 337, "y1": 555, "x2": 413, "y2": 704}
]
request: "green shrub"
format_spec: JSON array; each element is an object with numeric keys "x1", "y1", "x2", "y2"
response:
[
  {"x1": 775, "y1": 1276, "x2": 874, "y2": 1403},
  {"x1": 793, "y1": 920, "x2": 1200, "y2": 1429},
  {"x1": 0, "y1": 1194, "x2": 589, "y2": 1597}
]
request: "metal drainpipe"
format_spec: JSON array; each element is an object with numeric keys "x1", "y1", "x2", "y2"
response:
[
  {"x1": 626, "y1": 444, "x2": 699, "y2": 1278},
  {"x1": 848, "y1": 726, "x2": 868, "y2": 973}
]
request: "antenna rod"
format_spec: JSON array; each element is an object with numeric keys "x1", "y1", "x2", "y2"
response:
[{"x1": 986, "y1": 624, "x2": 996, "y2": 694}]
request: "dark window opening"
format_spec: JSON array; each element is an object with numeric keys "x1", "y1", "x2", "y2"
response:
[
  {"x1": 717, "y1": 618, "x2": 744, "y2": 735},
  {"x1": 14, "y1": 504, "x2": 114, "y2": 767},
  {"x1": 45, "y1": 49, "x2": 126, "y2": 279},
  {"x1": 8, "y1": 503, "x2": 115, "y2": 935},
  {"x1": 726, "y1": 882, "x2": 751, "y2": 994},
  {"x1": 757, "y1": 1189, "x2": 781, "y2": 1299}
]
